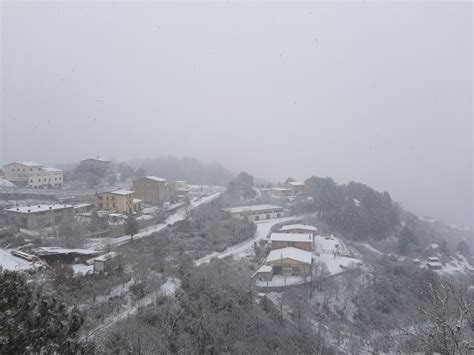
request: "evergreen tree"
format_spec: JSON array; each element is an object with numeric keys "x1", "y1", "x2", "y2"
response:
[{"x1": 0, "y1": 270, "x2": 89, "y2": 353}]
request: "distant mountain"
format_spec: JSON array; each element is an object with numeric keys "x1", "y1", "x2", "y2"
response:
[{"x1": 130, "y1": 156, "x2": 235, "y2": 186}]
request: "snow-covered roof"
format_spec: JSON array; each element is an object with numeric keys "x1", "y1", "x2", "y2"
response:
[
  {"x1": 288, "y1": 181, "x2": 304, "y2": 186},
  {"x1": 271, "y1": 188, "x2": 292, "y2": 191},
  {"x1": 257, "y1": 265, "x2": 273, "y2": 273},
  {"x1": 73, "y1": 203, "x2": 93, "y2": 209},
  {"x1": 133, "y1": 198, "x2": 142, "y2": 203},
  {"x1": 94, "y1": 252, "x2": 119, "y2": 262},
  {"x1": 279, "y1": 224, "x2": 318, "y2": 232},
  {"x1": 36, "y1": 247, "x2": 99, "y2": 256},
  {"x1": 142, "y1": 176, "x2": 167, "y2": 182},
  {"x1": 223, "y1": 204, "x2": 283, "y2": 214},
  {"x1": 428, "y1": 256, "x2": 440, "y2": 262},
  {"x1": 110, "y1": 189, "x2": 134, "y2": 196},
  {"x1": 5, "y1": 161, "x2": 43, "y2": 167},
  {"x1": 5, "y1": 204, "x2": 73, "y2": 213},
  {"x1": 43, "y1": 167, "x2": 62, "y2": 172},
  {"x1": 266, "y1": 247, "x2": 312, "y2": 264},
  {"x1": 270, "y1": 232, "x2": 313, "y2": 243}
]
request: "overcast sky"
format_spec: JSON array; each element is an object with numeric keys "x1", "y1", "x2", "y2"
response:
[{"x1": 1, "y1": 1, "x2": 472, "y2": 227}]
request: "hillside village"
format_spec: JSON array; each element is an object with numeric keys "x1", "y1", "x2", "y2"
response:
[{"x1": 0, "y1": 160, "x2": 473, "y2": 353}]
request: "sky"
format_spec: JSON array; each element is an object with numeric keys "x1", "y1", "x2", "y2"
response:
[{"x1": 1, "y1": 1, "x2": 472, "y2": 227}]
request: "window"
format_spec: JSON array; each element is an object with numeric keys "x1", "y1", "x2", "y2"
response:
[
  {"x1": 99, "y1": 203, "x2": 103, "y2": 208},
  {"x1": 113, "y1": 203, "x2": 116, "y2": 208}
]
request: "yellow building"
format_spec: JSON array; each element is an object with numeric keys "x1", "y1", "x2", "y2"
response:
[
  {"x1": 96, "y1": 189, "x2": 142, "y2": 214},
  {"x1": 265, "y1": 247, "x2": 313, "y2": 275}
]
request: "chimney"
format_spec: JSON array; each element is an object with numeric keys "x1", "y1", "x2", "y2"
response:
[
  {"x1": 27, "y1": 209, "x2": 31, "y2": 213},
  {"x1": 49, "y1": 206, "x2": 52, "y2": 210}
]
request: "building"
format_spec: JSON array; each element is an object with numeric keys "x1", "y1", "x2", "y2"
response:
[
  {"x1": 93, "y1": 252, "x2": 121, "y2": 273},
  {"x1": 265, "y1": 247, "x2": 313, "y2": 275},
  {"x1": 253, "y1": 265, "x2": 273, "y2": 282},
  {"x1": 132, "y1": 176, "x2": 175, "y2": 203},
  {"x1": 3, "y1": 161, "x2": 63, "y2": 188},
  {"x1": 283, "y1": 179, "x2": 305, "y2": 194},
  {"x1": 279, "y1": 224, "x2": 318, "y2": 236},
  {"x1": 34, "y1": 247, "x2": 99, "y2": 264},
  {"x1": 5, "y1": 204, "x2": 75, "y2": 229},
  {"x1": 269, "y1": 187, "x2": 293, "y2": 198},
  {"x1": 223, "y1": 204, "x2": 284, "y2": 222},
  {"x1": 96, "y1": 190, "x2": 142, "y2": 214},
  {"x1": 73, "y1": 203, "x2": 94, "y2": 214},
  {"x1": 79, "y1": 158, "x2": 111, "y2": 169},
  {"x1": 269, "y1": 232, "x2": 314, "y2": 251}
]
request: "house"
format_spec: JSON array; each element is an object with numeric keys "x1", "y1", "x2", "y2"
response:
[
  {"x1": 95, "y1": 190, "x2": 142, "y2": 214},
  {"x1": 269, "y1": 232, "x2": 314, "y2": 251},
  {"x1": 132, "y1": 176, "x2": 176, "y2": 204},
  {"x1": 253, "y1": 265, "x2": 273, "y2": 282},
  {"x1": 279, "y1": 224, "x2": 318, "y2": 236},
  {"x1": 3, "y1": 161, "x2": 64, "y2": 188},
  {"x1": 5, "y1": 204, "x2": 75, "y2": 229},
  {"x1": 223, "y1": 204, "x2": 284, "y2": 222},
  {"x1": 265, "y1": 247, "x2": 313, "y2": 275},
  {"x1": 269, "y1": 187, "x2": 293, "y2": 198},
  {"x1": 283, "y1": 178, "x2": 305, "y2": 194},
  {"x1": 93, "y1": 252, "x2": 121, "y2": 273}
]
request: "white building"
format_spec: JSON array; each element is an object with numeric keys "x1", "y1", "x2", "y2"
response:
[
  {"x1": 223, "y1": 204, "x2": 284, "y2": 222},
  {"x1": 3, "y1": 161, "x2": 63, "y2": 188}
]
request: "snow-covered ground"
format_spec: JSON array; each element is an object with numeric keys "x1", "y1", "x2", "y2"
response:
[
  {"x1": 72, "y1": 264, "x2": 93, "y2": 275},
  {"x1": 87, "y1": 277, "x2": 181, "y2": 342},
  {"x1": 0, "y1": 178, "x2": 15, "y2": 187},
  {"x1": 318, "y1": 253, "x2": 361, "y2": 275},
  {"x1": 0, "y1": 248, "x2": 33, "y2": 271},
  {"x1": 194, "y1": 217, "x2": 298, "y2": 266},
  {"x1": 86, "y1": 191, "x2": 221, "y2": 250}
]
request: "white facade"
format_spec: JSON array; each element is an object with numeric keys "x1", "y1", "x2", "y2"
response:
[
  {"x1": 3, "y1": 162, "x2": 63, "y2": 188},
  {"x1": 223, "y1": 204, "x2": 284, "y2": 222}
]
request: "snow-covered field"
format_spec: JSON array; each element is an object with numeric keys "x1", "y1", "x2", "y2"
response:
[
  {"x1": 0, "y1": 249, "x2": 34, "y2": 271},
  {"x1": 194, "y1": 217, "x2": 298, "y2": 266}
]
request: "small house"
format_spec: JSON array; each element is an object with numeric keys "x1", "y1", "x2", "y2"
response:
[
  {"x1": 253, "y1": 265, "x2": 273, "y2": 282},
  {"x1": 269, "y1": 232, "x2": 314, "y2": 251},
  {"x1": 93, "y1": 252, "x2": 121, "y2": 273},
  {"x1": 265, "y1": 247, "x2": 313, "y2": 275}
]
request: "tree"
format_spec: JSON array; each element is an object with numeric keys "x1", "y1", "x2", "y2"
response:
[
  {"x1": 125, "y1": 215, "x2": 140, "y2": 240},
  {"x1": 397, "y1": 226, "x2": 418, "y2": 254},
  {"x1": 456, "y1": 240, "x2": 471, "y2": 257},
  {"x1": 58, "y1": 219, "x2": 85, "y2": 248},
  {"x1": 0, "y1": 270, "x2": 89, "y2": 353}
]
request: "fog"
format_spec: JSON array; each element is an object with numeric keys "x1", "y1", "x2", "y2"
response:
[{"x1": 1, "y1": 1, "x2": 472, "y2": 227}]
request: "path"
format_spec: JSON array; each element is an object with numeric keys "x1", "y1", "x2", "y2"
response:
[{"x1": 195, "y1": 217, "x2": 297, "y2": 265}]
